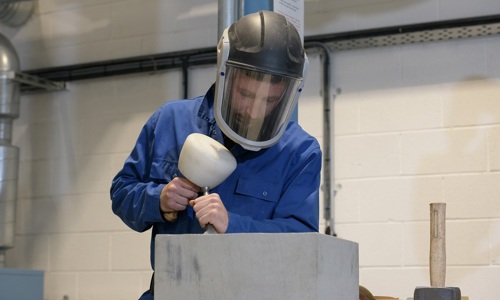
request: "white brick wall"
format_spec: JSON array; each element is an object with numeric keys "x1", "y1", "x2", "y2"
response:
[
  {"x1": 327, "y1": 76, "x2": 500, "y2": 299},
  {"x1": 2, "y1": 1, "x2": 500, "y2": 300}
]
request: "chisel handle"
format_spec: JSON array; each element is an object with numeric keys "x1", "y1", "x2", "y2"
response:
[
  {"x1": 202, "y1": 186, "x2": 217, "y2": 234},
  {"x1": 430, "y1": 202, "x2": 446, "y2": 288}
]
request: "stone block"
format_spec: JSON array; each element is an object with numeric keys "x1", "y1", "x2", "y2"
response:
[{"x1": 155, "y1": 233, "x2": 359, "y2": 300}]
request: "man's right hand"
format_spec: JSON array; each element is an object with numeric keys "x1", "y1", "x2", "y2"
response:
[{"x1": 160, "y1": 177, "x2": 200, "y2": 221}]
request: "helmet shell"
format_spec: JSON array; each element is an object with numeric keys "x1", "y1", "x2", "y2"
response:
[{"x1": 227, "y1": 10, "x2": 305, "y2": 79}]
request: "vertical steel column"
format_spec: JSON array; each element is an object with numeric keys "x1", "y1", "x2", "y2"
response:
[{"x1": 217, "y1": 0, "x2": 240, "y2": 41}]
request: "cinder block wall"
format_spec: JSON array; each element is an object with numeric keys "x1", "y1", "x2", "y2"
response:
[{"x1": 1, "y1": 1, "x2": 499, "y2": 299}]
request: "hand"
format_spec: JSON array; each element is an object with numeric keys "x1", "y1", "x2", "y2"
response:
[
  {"x1": 189, "y1": 193, "x2": 228, "y2": 233},
  {"x1": 160, "y1": 177, "x2": 200, "y2": 219}
]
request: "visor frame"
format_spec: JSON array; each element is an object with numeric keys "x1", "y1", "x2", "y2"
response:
[{"x1": 214, "y1": 28, "x2": 309, "y2": 151}]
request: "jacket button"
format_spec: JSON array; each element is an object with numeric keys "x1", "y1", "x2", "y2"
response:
[{"x1": 262, "y1": 191, "x2": 268, "y2": 196}]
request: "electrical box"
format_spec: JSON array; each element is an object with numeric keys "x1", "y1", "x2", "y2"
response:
[{"x1": 0, "y1": 268, "x2": 44, "y2": 300}]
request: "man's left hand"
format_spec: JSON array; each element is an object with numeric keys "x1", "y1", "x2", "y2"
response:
[{"x1": 189, "y1": 193, "x2": 228, "y2": 233}]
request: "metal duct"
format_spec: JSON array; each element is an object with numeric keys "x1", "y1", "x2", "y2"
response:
[
  {"x1": 217, "y1": 0, "x2": 240, "y2": 41},
  {"x1": 0, "y1": 32, "x2": 20, "y2": 252},
  {"x1": 0, "y1": 0, "x2": 34, "y2": 27}
]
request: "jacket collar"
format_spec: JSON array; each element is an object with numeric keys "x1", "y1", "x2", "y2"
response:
[{"x1": 197, "y1": 83, "x2": 216, "y2": 124}]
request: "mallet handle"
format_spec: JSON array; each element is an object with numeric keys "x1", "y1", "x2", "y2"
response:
[
  {"x1": 163, "y1": 211, "x2": 177, "y2": 222},
  {"x1": 162, "y1": 187, "x2": 209, "y2": 222},
  {"x1": 163, "y1": 187, "x2": 217, "y2": 234},
  {"x1": 430, "y1": 202, "x2": 446, "y2": 288}
]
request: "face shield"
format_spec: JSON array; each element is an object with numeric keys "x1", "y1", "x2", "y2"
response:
[
  {"x1": 214, "y1": 11, "x2": 308, "y2": 151},
  {"x1": 215, "y1": 64, "x2": 303, "y2": 151}
]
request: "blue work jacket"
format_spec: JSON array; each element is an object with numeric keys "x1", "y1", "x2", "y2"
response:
[{"x1": 110, "y1": 85, "x2": 321, "y2": 299}]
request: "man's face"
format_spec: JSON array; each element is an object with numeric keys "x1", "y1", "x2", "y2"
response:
[{"x1": 229, "y1": 70, "x2": 285, "y2": 139}]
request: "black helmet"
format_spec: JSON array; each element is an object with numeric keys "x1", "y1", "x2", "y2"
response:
[
  {"x1": 214, "y1": 11, "x2": 309, "y2": 151},
  {"x1": 227, "y1": 10, "x2": 306, "y2": 79}
]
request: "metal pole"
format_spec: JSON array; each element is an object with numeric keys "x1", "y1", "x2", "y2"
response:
[{"x1": 217, "y1": 0, "x2": 239, "y2": 40}]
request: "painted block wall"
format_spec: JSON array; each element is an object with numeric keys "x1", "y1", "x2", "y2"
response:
[{"x1": 0, "y1": 0, "x2": 498, "y2": 300}]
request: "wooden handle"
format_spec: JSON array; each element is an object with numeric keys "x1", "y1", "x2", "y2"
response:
[
  {"x1": 163, "y1": 187, "x2": 218, "y2": 233},
  {"x1": 163, "y1": 211, "x2": 177, "y2": 222},
  {"x1": 430, "y1": 202, "x2": 446, "y2": 287},
  {"x1": 163, "y1": 187, "x2": 210, "y2": 224}
]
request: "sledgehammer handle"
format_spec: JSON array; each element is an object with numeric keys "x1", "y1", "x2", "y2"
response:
[{"x1": 430, "y1": 203, "x2": 446, "y2": 288}]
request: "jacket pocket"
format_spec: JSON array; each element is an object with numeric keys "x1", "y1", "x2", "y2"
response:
[{"x1": 235, "y1": 176, "x2": 281, "y2": 203}]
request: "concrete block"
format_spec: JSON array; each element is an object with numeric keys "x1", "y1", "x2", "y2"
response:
[
  {"x1": 403, "y1": 222, "x2": 431, "y2": 266},
  {"x1": 356, "y1": 0, "x2": 438, "y2": 30},
  {"x1": 336, "y1": 223, "x2": 401, "y2": 267},
  {"x1": 50, "y1": 234, "x2": 109, "y2": 271},
  {"x1": 490, "y1": 127, "x2": 500, "y2": 171},
  {"x1": 333, "y1": 93, "x2": 359, "y2": 135},
  {"x1": 401, "y1": 129, "x2": 487, "y2": 175},
  {"x1": 439, "y1": 0, "x2": 500, "y2": 20},
  {"x1": 44, "y1": 272, "x2": 77, "y2": 300},
  {"x1": 359, "y1": 85, "x2": 442, "y2": 133},
  {"x1": 331, "y1": 47, "x2": 402, "y2": 93},
  {"x1": 47, "y1": 6, "x2": 111, "y2": 48},
  {"x1": 79, "y1": 272, "x2": 144, "y2": 300},
  {"x1": 142, "y1": 28, "x2": 216, "y2": 55},
  {"x1": 332, "y1": 180, "x2": 360, "y2": 223},
  {"x1": 359, "y1": 177, "x2": 442, "y2": 222},
  {"x1": 155, "y1": 233, "x2": 358, "y2": 300},
  {"x1": 111, "y1": 233, "x2": 151, "y2": 270},
  {"x1": 447, "y1": 221, "x2": 490, "y2": 265},
  {"x1": 335, "y1": 134, "x2": 400, "y2": 179},
  {"x1": 443, "y1": 174, "x2": 500, "y2": 218},
  {"x1": 304, "y1": 9, "x2": 357, "y2": 36},
  {"x1": 486, "y1": 36, "x2": 500, "y2": 77},
  {"x1": 442, "y1": 79, "x2": 500, "y2": 127},
  {"x1": 4, "y1": 233, "x2": 50, "y2": 270},
  {"x1": 401, "y1": 39, "x2": 487, "y2": 86},
  {"x1": 492, "y1": 220, "x2": 500, "y2": 265}
]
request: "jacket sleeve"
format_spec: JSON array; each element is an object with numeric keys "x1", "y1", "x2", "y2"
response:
[
  {"x1": 225, "y1": 145, "x2": 322, "y2": 233},
  {"x1": 110, "y1": 110, "x2": 166, "y2": 232}
]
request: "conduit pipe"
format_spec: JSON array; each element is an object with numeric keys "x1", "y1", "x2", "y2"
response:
[
  {"x1": 0, "y1": 32, "x2": 20, "y2": 266},
  {"x1": 304, "y1": 42, "x2": 335, "y2": 235}
]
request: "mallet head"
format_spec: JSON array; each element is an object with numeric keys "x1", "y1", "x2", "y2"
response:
[{"x1": 414, "y1": 286, "x2": 461, "y2": 300}]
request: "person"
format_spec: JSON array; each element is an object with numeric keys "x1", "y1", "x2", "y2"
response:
[{"x1": 110, "y1": 10, "x2": 322, "y2": 300}]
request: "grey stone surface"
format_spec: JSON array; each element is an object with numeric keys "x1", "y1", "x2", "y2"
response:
[{"x1": 155, "y1": 233, "x2": 359, "y2": 300}]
